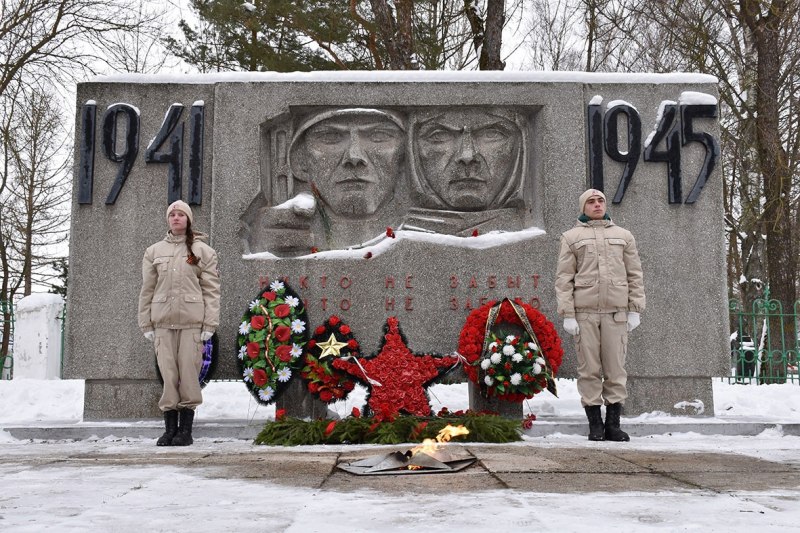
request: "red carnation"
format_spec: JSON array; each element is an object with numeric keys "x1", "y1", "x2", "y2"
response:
[
  {"x1": 347, "y1": 339, "x2": 359, "y2": 350},
  {"x1": 275, "y1": 344, "x2": 292, "y2": 362},
  {"x1": 262, "y1": 291, "x2": 276, "y2": 301},
  {"x1": 324, "y1": 420, "x2": 337, "y2": 436},
  {"x1": 504, "y1": 362, "x2": 512, "y2": 371},
  {"x1": 328, "y1": 315, "x2": 340, "y2": 326},
  {"x1": 308, "y1": 382, "x2": 320, "y2": 393},
  {"x1": 274, "y1": 325, "x2": 291, "y2": 342},
  {"x1": 307, "y1": 339, "x2": 316, "y2": 349},
  {"x1": 487, "y1": 368, "x2": 496, "y2": 375},
  {"x1": 472, "y1": 229, "x2": 479, "y2": 237},
  {"x1": 246, "y1": 341, "x2": 261, "y2": 359},
  {"x1": 311, "y1": 247, "x2": 319, "y2": 254},
  {"x1": 251, "y1": 315, "x2": 266, "y2": 330},
  {"x1": 315, "y1": 325, "x2": 326, "y2": 335},
  {"x1": 386, "y1": 227, "x2": 395, "y2": 238},
  {"x1": 274, "y1": 304, "x2": 291, "y2": 318},
  {"x1": 252, "y1": 368, "x2": 268, "y2": 387},
  {"x1": 276, "y1": 408, "x2": 287, "y2": 421},
  {"x1": 364, "y1": 251, "x2": 373, "y2": 259},
  {"x1": 343, "y1": 381, "x2": 355, "y2": 391},
  {"x1": 319, "y1": 390, "x2": 333, "y2": 402},
  {"x1": 351, "y1": 407, "x2": 361, "y2": 418},
  {"x1": 339, "y1": 324, "x2": 351, "y2": 335}
]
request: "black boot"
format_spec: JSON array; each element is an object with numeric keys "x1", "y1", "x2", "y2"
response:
[
  {"x1": 604, "y1": 403, "x2": 630, "y2": 441},
  {"x1": 171, "y1": 409, "x2": 195, "y2": 446},
  {"x1": 584, "y1": 405, "x2": 605, "y2": 441},
  {"x1": 157, "y1": 410, "x2": 178, "y2": 446}
]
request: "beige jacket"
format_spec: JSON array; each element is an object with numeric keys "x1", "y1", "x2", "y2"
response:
[
  {"x1": 555, "y1": 218, "x2": 645, "y2": 318},
  {"x1": 138, "y1": 232, "x2": 220, "y2": 333}
]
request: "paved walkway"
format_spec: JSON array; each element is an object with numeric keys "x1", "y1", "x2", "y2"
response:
[{"x1": 3, "y1": 419, "x2": 799, "y2": 495}]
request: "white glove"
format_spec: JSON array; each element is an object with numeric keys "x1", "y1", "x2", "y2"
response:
[
  {"x1": 144, "y1": 331, "x2": 155, "y2": 342},
  {"x1": 201, "y1": 331, "x2": 214, "y2": 342},
  {"x1": 563, "y1": 318, "x2": 580, "y2": 335},
  {"x1": 627, "y1": 312, "x2": 641, "y2": 332}
]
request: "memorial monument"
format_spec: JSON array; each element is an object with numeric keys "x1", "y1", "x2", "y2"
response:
[{"x1": 64, "y1": 72, "x2": 729, "y2": 420}]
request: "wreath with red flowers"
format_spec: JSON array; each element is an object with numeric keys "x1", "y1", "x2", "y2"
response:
[
  {"x1": 458, "y1": 298, "x2": 563, "y2": 403},
  {"x1": 236, "y1": 281, "x2": 309, "y2": 405},
  {"x1": 301, "y1": 315, "x2": 359, "y2": 403}
]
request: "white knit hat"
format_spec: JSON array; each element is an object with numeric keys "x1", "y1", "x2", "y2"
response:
[
  {"x1": 166, "y1": 200, "x2": 193, "y2": 224},
  {"x1": 578, "y1": 189, "x2": 606, "y2": 213}
]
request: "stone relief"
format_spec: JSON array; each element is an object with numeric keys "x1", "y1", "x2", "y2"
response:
[{"x1": 240, "y1": 106, "x2": 534, "y2": 257}]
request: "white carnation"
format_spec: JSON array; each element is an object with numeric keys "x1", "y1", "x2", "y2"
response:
[
  {"x1": 535, "y1": 357, "x2": 546, "y2": 366},
  {"x1": 480, "y1": 358, "x2": 492, "y2": 370},
  {"x1": 490, "y1": 353, "x2": 502, "y2": 365},
  {"x1": 511, "y1": 352, "x2": 523, "y2": 363},
  {"x1": 510, "y1": 373, "x2": 522, "y2": 385},
  {"x1": 502, "y1": 344, "x2": 515, "y2": 356},
  {"x1": 484, "y1": 375, "x2": 494, "y2": 386},
  {"x1": 532, "y1": 363, "x2": 542, "y2": 374}
]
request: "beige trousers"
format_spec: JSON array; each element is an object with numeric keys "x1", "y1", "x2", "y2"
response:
[
  {"x1": 155, "y1": 328, "x2": 203, "y2": 412},
  {"x1": 574, "y1": 311, "x2": 628, "y2": 407}
]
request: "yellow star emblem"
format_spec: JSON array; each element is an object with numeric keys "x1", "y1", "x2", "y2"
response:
[{"x1": 317, "y1": 333, "x2": 348, "y2": 359}]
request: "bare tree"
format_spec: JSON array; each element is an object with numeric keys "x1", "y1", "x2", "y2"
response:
[
  {"x1": 3, "y1": 83, "x2": 71, "y2": 297},
  {"x1": 0, "y1": 0, "x2": 164, "y2": 98}
]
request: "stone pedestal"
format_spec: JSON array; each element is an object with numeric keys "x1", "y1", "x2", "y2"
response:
[
  {"x1": 276, "y1": 378, "x2": 333, "y2": 419},
  {"x1": 468, "y1": 383, "x2": 523, "y2": 419}
]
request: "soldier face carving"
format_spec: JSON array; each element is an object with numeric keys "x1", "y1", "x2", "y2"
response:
[
  {"x1": 414, "y1": 109, "x2": 523, "y2": 211},
  {"x1": 296, "y1": 112, "x2": 405, "y2": 217}
]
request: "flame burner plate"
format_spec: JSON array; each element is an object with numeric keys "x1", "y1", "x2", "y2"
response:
[{"x1": 337, "y1": 450, "x2": 476, "y2": 476}]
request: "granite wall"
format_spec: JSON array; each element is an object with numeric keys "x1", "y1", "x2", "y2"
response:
[{"x1": 64, "y1": 72, "x2": 728, "y2": 419}]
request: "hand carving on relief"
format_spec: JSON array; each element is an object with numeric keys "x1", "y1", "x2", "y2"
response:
[
  {"x1": 290, "y1": 108, "x2": 405, "y2": 219},
  {"x1": 410, "y1": 108, "x2": 526, "y2": 211}
]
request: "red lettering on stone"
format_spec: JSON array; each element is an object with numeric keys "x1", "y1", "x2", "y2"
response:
[
  {"x1": 405, "y1": 275, "x2": 413, "y2": 289},
  {"x1": 530, "y1": 297, "x2": 540, "y2": 308},
  {"x1": 259, "y1": 275, "x2": 270, "y2": 288},
  {"x1": 532, "y1": 274, "x2": 540, "y2": 289},
  {"x1": 299, "y1": 276, "x2": 309, "y2": 289},
  {"x1": 303, "y1": 299, "x2": 309, "y2": 309},
  {"x1": 320, "y1": 297, "x2": 328, "y2": 311},
  {"x1": 386, "y1": 298, "x2": 395, "y2": 311},
  {"x1": 450, "y1": 298, "x2": 458, "y2": 310},
  {"x1": 450, "y1": 276, "x2": 459, "y2": 288},
  {"x1": 385, "y1": 276, "x2": 395, "y2": 289},
  {"x1": 469, "y1": 276, "x2": 478, "y2": 288},
  {"x1": 488, "y1": 276, "x2": 496, "y2": 288},
  {"x1": 464, "y1": 298, "x2": 473, "y2": 310},
  {"x1": 405, "y1": 296, "x2": 413, "y2": 311},
  {"x1": 479, "y1": 297, "x2": 488, "y2": 306},
  {"x1": 320, "y1": 276, "x2": 327, "y2": 289},
  {"x1": 340, "y1": 277, "x2": 352, "y2": 289},
  {"x1": 340, "y1": 299, "x2": 351, "y2": 311},
  {"x1": 507, "y1": 276, "x2": 520, "y2": 289}
]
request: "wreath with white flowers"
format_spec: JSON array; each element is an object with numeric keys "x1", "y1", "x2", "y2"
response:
[
  {"x1": 458, "y1": 298, "x2": 563, "y2": 403},
  {"x1": 237, "y1": 281, "x2": 309, "y2": 405}
]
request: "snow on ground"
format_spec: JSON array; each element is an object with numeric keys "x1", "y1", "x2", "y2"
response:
[{"x1": 1, "y1": 379, "x2": 799, "y2": 532}]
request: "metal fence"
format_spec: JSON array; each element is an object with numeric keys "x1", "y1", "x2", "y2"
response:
[
  {"x1": 729, "y1": 294, "x2": 800, "y2": 385},
  {"x1": 1, "y1": 300, "x2": 14, "y2": 379}
]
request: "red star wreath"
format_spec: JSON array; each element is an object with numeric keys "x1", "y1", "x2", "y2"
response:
[
  {"x1": 332, "y1": 317, "x2": 458, "y2": 420},
  {"x1": 458, "y1": 298, "x2": 563, "y2": 403},
  {"x1": 236, "y1": 281, "x2": 309, "y2": 405},
  {"x1": 301, "y1": 315, "x2": 358, "y2": 403}
]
